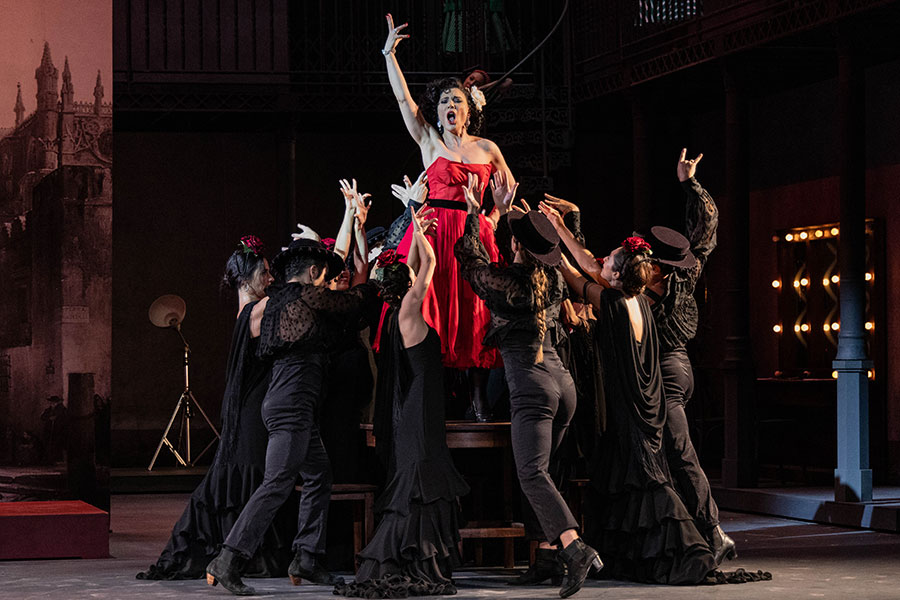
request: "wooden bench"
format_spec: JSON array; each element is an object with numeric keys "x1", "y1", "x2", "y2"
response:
[
  {"x1": 0, "y1": 500, "x2": 109, "y2": 560},
  {"x1": 295, "y1": 482, "x2": 377, "y2": 563},
  {"x1": 459, "y1": 520, "x2": 525, "y2": 568}
]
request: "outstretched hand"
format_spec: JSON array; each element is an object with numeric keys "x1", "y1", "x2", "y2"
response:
[
  {"x1": 383, "y1": 14, "x2": 409, "y2": 55},
  {"x1": 538, "y1": 200, "x2": 564, "y2": 230},
  {"x1": 490, "y1": 171, "x2": 519, "y2": 216},
  {"x1": 462, "y1": 173, "x2": 485, "y2": 215},
  {"x1": 340, "y1": 178, "x2": 372, "y2": 227},
  {"x1": 542, "y1": 193, "x2": 579, "y2": 216},
  {"x1": 509, "y1": 198, "x2": 531, "y2": 215},
  {"x1": 391, "y1": 170, "x2": 428, "y2": 207},
  {"x1": 410, "y1": 204, "x2": 437, "y2": 235},
  {"x1": 677, "y1": 147, "x2": 703, "y2": 182}
]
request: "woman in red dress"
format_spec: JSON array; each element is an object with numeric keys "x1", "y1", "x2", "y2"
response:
[{"x1": 382, "y1": 14, "x2": 515, "y2": 418}]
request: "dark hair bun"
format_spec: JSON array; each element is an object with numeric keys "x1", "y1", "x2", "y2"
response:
[
  {"x1": 222, "y1": 249, "x2": 265, "y2": 291},
  {"x1": 377, "y1": 263, "x2": 412, "y2": 309}
]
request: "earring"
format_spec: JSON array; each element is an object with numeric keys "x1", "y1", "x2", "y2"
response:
[{"x1": 437, "y1": 120, "x2": 443, "y2": 132}]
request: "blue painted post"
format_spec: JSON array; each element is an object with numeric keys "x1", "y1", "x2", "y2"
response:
[{"x1": 833, "y1": 36, "x2": 872, "y2": 503}]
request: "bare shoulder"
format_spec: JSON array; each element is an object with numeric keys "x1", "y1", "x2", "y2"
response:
[{"x1": 249, "y1": 296, "x2": 269, "y2": 338}]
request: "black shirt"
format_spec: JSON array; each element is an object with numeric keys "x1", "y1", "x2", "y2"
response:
[
  {"x1": 647, "y1": 177, "x2": 718, "y2": 353},
  {"x1": 258, "y1": 281, "x2": 377, "y2": 359},
  {"x1": 454, "y1": 213, "x2": 566, "y2": 350}
]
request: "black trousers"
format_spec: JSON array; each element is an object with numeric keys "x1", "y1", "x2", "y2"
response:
[
  {"x1": 659, "y1": 347, "x2": 719, "y2": 531},
  {"x1": 502, "y1": 342, "x2": 579, "y2": 543},
  {"x1": 225, "y1": 355, "x2": 333, "y2": 559}
]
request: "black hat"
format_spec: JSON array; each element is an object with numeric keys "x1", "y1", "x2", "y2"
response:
[
  {"x1": 508, "y1": 210, "x2": 562, "y2": 266},
  {"x1": 366, "y1": 226, "x2": 387, "y2": 245},
  {"x1": 272, "y1": 238, "x2": 345, "y2": 281},
  {"x1": 644, "y1": 226, "x2": 696, "y2": 269}
]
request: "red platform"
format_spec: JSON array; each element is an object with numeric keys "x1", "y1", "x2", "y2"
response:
[{"x1": 0, "y1": 501, "x2": 109, "y2": 560}]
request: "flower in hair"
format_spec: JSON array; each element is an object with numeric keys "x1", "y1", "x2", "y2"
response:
[
  {"x1": 239, "y1": 235, "x2": 264, "y2": 256},
  {"x1": 376, "y1": 249, "x2": 405, "y2": 268},
  {"x1": 321, "y1": 237, "x2": 336, "y2": 251},
  {"x1": 622, "y1": 236, "x2": 652, "y2": 256},
  {"x1": 469, "y1": 86, "x2": 486, "y2": 112}
]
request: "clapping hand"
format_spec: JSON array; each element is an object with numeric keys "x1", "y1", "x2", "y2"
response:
[
  {"x1": 384, "y1": 14, "x2": 409, "y2": 55},
  {"x1": 676, "y1": 147, "x2": 703, "y2": 182},
  {"x1": 462, "y1": 173, "x2": 486, "y2": 215},
  {"x1": 391, "y1": 171, "x2": 428, "y2": 208}
]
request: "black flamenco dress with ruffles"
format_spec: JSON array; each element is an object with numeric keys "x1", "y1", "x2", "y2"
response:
[
  {"x1": 137, "y1": 301, "x2": 297, "y2": 580},
  {"x1": 336, "y1": 318, "x2": 469, "y2": 597},
  {"x1": 584, "y1": 288, "x2": 716, "y2": 585}
]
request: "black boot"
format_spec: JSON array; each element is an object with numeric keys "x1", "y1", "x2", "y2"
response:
[
  {"x1": 206, "y1": 547, "x2": 255, "y2": 596},
  {"x1": 558, "y1": 539, "x2": 602, "y2": 598},
  {"x1": 708, "y1": 525, "x2": 737, "y2": 566},
  {"x1": 288, "y1": 549, "x2": 344, "y2": 586},
  {"x1": 508, "y1": 547, "x2": 565, "y2": 586}
]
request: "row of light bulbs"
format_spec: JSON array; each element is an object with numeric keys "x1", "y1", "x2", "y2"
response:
[
  {"x1": 772, "y1": 321, "x2": 874, "y2": 333},
  {"x1": 832, "y1": 369, "x2": 875, "y2": 380},
  {"x1": 779, "y1": 227, "x2": 840, "y2": 242},
  {"x1": 771, "y1": 272, "x2": 873, "y2": 289}
]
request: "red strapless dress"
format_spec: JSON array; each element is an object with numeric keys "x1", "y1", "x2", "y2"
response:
[{"x1": 393, "y1": 157, "x2": 502, "y2": 369}]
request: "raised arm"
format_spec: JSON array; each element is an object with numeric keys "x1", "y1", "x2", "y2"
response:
[
  {"x1": 539, "y1": 198, "x2": 603, "y2": 282},
  {"x1": 559, "y1": 255, "x2": 607, "y2": 310},
  {"x1": 383, "y1": 14, "x2": 430, "y2": 145},
  {"x1": 677, "y1": 148, "x2": 718, "y2": 278},
  {"x1": 334, "y1": 179, "x2": 360, "y2": 259},
  {"x1": 398, "y1": 205, "x2": 437, "y2": 347}
]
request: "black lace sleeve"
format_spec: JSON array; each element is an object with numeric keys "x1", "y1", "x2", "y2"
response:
[
  {"x1": 259, "y1": 282, "x2": 377, "y2": 358},
  {"x1": 682, "y1": 177, "x2": 718, "y2": 282},
  {"x1": 454, "y1": 213, "x2": 525, "y2": 307},
  {"x1": 494, "y1": 213, "x2": 513, "y2": 265},
  {"x1": 383, "y1": 201, "x2": 422, "y2": 251},
  {"x1": 563, "y1": 210, "x2": 585, "y2": 245}
]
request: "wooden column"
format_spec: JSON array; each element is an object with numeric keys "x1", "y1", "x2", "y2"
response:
[
  {"x1": 720, "y1": 61, "x2": 757, "y2": 488},
  {"x1": 833, "y1": 36, "x2": 872, "y2": 503}
]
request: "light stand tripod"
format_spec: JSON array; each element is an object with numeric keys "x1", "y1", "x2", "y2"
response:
[{"x1": 147, "y1": 295, "x2": 220, "y2": 471}]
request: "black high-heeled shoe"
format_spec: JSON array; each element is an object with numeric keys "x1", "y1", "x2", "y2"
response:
[
  {"x1": 206, "y1": 547, "x2": 255, "y2": 596},
  {"x1": 708, "y1": 525, "x2": 737, "y2": 566},
  {"x1": 558, "y1": 539, "x2": 602, "y2": 598},
  {"x1": 508, "y1": 547, "x2": 565, "y2": 586},
  {"x1": 288, "y1": 549, "x2": 344, "y2": 586}
]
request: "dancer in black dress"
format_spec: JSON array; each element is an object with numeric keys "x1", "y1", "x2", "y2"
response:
[
  {"x1": 455, "y1": 177, "x2": 601, "y2": 599},
  {"x1": 336, "y1": 205, "x2": 469, "y2": 598},
  {"x1": 205, "y1": 237, "x2": 376, "y2": 596},
  {"x1": 560, "y1": 238, "x2": 719, "y2": 584},
  {"x1": 137, "y1": 236, "x2": 297, "y2": 581}
]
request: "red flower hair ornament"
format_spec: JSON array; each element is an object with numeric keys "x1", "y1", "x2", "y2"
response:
[
  {"x1": 373, "y1": 249, "x2": 407, "y2": 284},
  {"x1": 376, "y1": 249, "x2": 404, "y2": 268},
  {"x1": 321, "y1": 237, "x2": 337, "y2": 251},
  {"x1": 239, "y1": 235, "x2": 264, "y2": 256},
  {"x1": 621, "y1": 236, "x2": 652, "y2": 256}
]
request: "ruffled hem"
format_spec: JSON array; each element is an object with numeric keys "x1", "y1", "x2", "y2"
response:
[
  {"x1": 352, "y1": 496, "x2": 463, "y2": 589},
  {"x1": 376, "y1": 459, "x2": 470, "y2": 516},
  {"x1": 334, "y1": 573, "x2": 458, "y2": 597},
  {"x1": 584, "y1": 481, "x2": 717, "y2": 585},
  {"x1": 136, "y1": 462, "x2": 296, "y2": 580}
]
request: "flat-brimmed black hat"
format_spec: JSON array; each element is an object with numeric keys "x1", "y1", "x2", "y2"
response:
[
  {"x1": 366, "y1": 226, "x2": 387, "y2": 245},
  {"x1": 644, "y1": 226, "x2": 696, "y2": 269},
  {"x1": 508, "y1": 210, "x2": 562, "y2": 266},
  {"x1": 272, "y1": 238, "x2": 345, "y2": 281}
]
